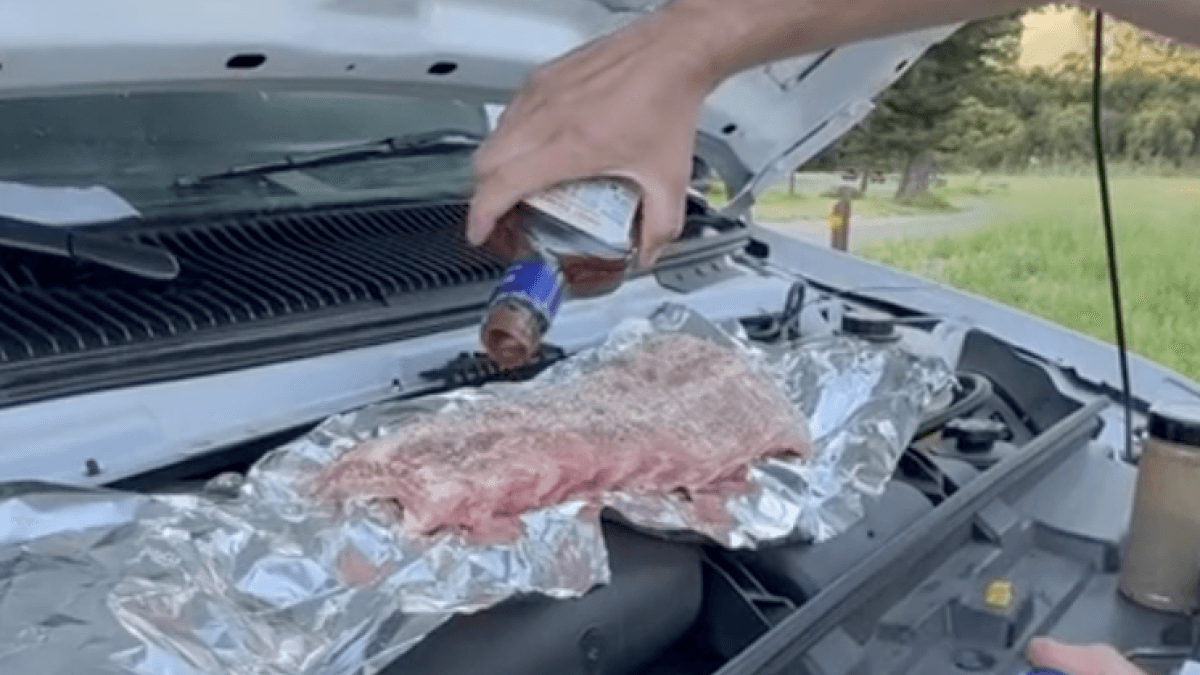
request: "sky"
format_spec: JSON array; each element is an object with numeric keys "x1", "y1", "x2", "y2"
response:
[{"x1": 1017, "y1": 6, "x2": 1088, "y2": 71}]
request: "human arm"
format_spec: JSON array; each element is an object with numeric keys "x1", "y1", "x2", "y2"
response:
[
  {"x1": 467, "y1": 0, "x2": 1200, "y2": 267},
  {"x1": 681, "y1": 0, "x2": 1200, "y2": 80}
]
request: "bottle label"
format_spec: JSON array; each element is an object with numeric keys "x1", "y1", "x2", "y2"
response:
[
  {"x1": 522, "y1": 178, "x2": 639, "y2": 250},
  {"x1": 488, "y1": 260, "x2": 563, "y2": 322}
]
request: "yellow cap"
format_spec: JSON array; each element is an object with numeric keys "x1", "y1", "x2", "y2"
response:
[{"x1": 984, "y1": 579, "x2": 1014, "y2": 611}]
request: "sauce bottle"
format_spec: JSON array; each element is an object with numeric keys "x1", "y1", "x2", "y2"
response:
[
  {"x1": 480, "y1": 177, "x2": 640, "y2": 370},
  {"x1": 1118, "y1": 401, "x2": 1200, "y2": 614}
]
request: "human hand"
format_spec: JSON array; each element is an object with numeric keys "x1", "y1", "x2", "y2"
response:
[
  {"x1": 466, "y1": 4, "x2": 722, "y2": 269},
  {"x1": 1026, "y1": 637, "x2": 1148, "y2": 675}
]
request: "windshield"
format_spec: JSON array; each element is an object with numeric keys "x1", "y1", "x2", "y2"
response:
[{"x1": 0, "y1": 89, "x2": 490, "y2": 215}]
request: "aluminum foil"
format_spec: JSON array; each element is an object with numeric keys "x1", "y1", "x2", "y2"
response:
[{"x1": 0, "y1": 303, "x2": 954, "y2": 675}]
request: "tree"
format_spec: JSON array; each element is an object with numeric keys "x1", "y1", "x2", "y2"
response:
[
  {"x1": 825, "y1": 8, "x2": 1200, "y2": 176},
  {"x1": 942, "y1": 96, "x2": 1030, "y2": 170},
  {"x1": 835, "y1": 14, "x2": 1024, "y2": 200},
  {"x1": 1125, "y1": 100, "x2": 1199, "y2": 165},
  {"x1": 832, "y1": 118, "x2": 891, "y2": 196},
  {"x1": 1031, "y1": 103, "x2": 1095, "y2": 162}
]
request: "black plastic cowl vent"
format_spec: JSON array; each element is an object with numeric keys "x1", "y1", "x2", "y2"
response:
[
  {"x1": 0, "y1": 195, "x2": 749, "y2": 409},
  {"x1": 0, "y1": 201, "x2": 503, "y2": 366}
]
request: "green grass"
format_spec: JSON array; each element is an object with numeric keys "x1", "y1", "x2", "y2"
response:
[
  {"x1": 705, "y1": 184, "x2": 963, "y2": 222},
  {"x1": 861, "y1": 175, "x2": 1200, "y2": 383}
]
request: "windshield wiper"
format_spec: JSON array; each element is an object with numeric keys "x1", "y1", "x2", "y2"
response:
[
  {"x1": 0, "y1": 215, "x2": 180, "y2": 281},
  {"x1": 173, "y1": 129, "x2": 484, "y2": 189}
]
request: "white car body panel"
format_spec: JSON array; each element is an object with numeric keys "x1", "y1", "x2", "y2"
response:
[{"x1": 0, "y1": 0, "x2": 958, "y2": 200}]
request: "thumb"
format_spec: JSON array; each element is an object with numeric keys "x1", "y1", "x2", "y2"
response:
[
  {"x1": 1026, "y1": 638, "x2": 1147, "y2": 675},
  {"x1": 633, "y1": 179, "x2": 686, "y2": 270},
  {"x1": 467, "y1": 177, "x2": 518, "y2": 247}
]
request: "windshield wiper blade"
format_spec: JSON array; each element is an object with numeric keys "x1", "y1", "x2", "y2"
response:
[
  {"x1": 0, "y1": 215, "x2": 181, "y2": 281},
  {"x1": 173, "y1": 129, "x2": 483, "y2": 188}
]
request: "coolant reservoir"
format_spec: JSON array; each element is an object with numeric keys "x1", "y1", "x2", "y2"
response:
[{"x1": 1118, "y1": 401, "x2": 1200, "y2": 613}]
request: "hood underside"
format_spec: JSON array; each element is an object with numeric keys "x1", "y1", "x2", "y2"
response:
[{"x1": 0, "y1": 0, "x2": 958, "y2": 203}]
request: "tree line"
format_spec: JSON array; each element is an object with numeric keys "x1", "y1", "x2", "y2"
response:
[{"x1": 815, "y1": 8, "x2": 1200, "y2": 197}]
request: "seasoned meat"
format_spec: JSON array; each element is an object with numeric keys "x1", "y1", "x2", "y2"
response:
[{"x1": 310, "y1": 333, "x2": 810, "y2": 542}]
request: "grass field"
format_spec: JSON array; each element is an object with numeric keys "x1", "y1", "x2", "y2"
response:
[
  {"x1": 706, "y1": 183, "x2": 962, "y2": 221},
  {"x1": 861, "y1": 175, "x2": 1200, "y2": 383},
  {"x1": 750, "y1": 188, "x2": 959, "y2": 221}
]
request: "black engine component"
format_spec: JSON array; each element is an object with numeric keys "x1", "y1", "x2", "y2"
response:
[
  {"x1": 380, "y1": 521, "x2": 704, "y2": 675},
  {"x1": 931, "y1": 418, "x2": 1019, "y2": 470},
  {"x1": 839, "y1": 309, "x2": 897, "y2": 343},
  {"x1": 943, "y1": 418, "x2": 1008, "y2": 452},
  {"x1": 419, "y1": 344, "x2": 568, "y2": 390},
  {"x1": 733, "y1": 481, "x2": 935, "y2": 605},
  {"x1": 740, "y1": 281, "x2": 807, "y2": 343},
  {"x1": 697, "y1": 550, "x2": 797, "y2": 661}
]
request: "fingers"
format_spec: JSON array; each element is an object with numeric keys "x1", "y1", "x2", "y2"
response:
[
  {"x1": 479, "y1": 211, "x2": 523, "y2": 262},
  {"x1": 469, "y1": 106, "x2": 550, "y2": 245},
  {"x1": 463, "y1": 14, "x2": 702, "y2": 265},
  {"x1": 472, "y1": 154, "x2": 688, "y2": 269},
  {"x1": 1026, "y1": 638, "x2": 1147, "y2": 675},
  {"x1": 632, "y1": 176, "x2": 686, "y2": 269},
  {"x1": 468, "y1": 144, "x2": 583, "y2": 246},
  {"x1": 473, "y1": 101, "x2": 540, "y2": 177},
  {"x1": 467, "y1": 173, "x2": 519, "y2": 247},
  {"x1": 472, "y1": 61, "x2": 562, "y2": 179}
]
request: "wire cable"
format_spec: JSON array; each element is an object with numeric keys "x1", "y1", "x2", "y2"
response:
[{"x1": 1091, "y1": 11, "x2": 1135, "y2": 463}]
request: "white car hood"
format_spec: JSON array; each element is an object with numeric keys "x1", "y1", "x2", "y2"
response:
[{"x1": 0, "y1": 0, "x2": 957, "y2": 203}]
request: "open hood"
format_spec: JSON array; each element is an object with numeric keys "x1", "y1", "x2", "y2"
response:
[{"x1": 0, "y1": 0, "x2": 957, "y2": 205}]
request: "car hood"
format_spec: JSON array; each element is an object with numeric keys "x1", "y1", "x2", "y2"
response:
[{"x1": 0, "y1": 0, "x2": 957, "y2": 206}]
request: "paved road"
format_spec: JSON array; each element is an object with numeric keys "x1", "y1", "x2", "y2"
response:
[{"x1": 758, "y1": 199, "x2": 996, "y2": 253}]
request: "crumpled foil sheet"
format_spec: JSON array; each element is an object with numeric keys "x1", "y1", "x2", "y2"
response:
[{"x1": 0, "y1": 303, "x2": 954, "y2": 675}]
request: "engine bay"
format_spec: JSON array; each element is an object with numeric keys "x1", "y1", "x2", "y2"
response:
[
  {"x1": 89, "y1": 283, "x2": 1164, "y2": 675},
  {"x1": 0, "y1": 195, "x2": 1181, "y2": 675}
]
